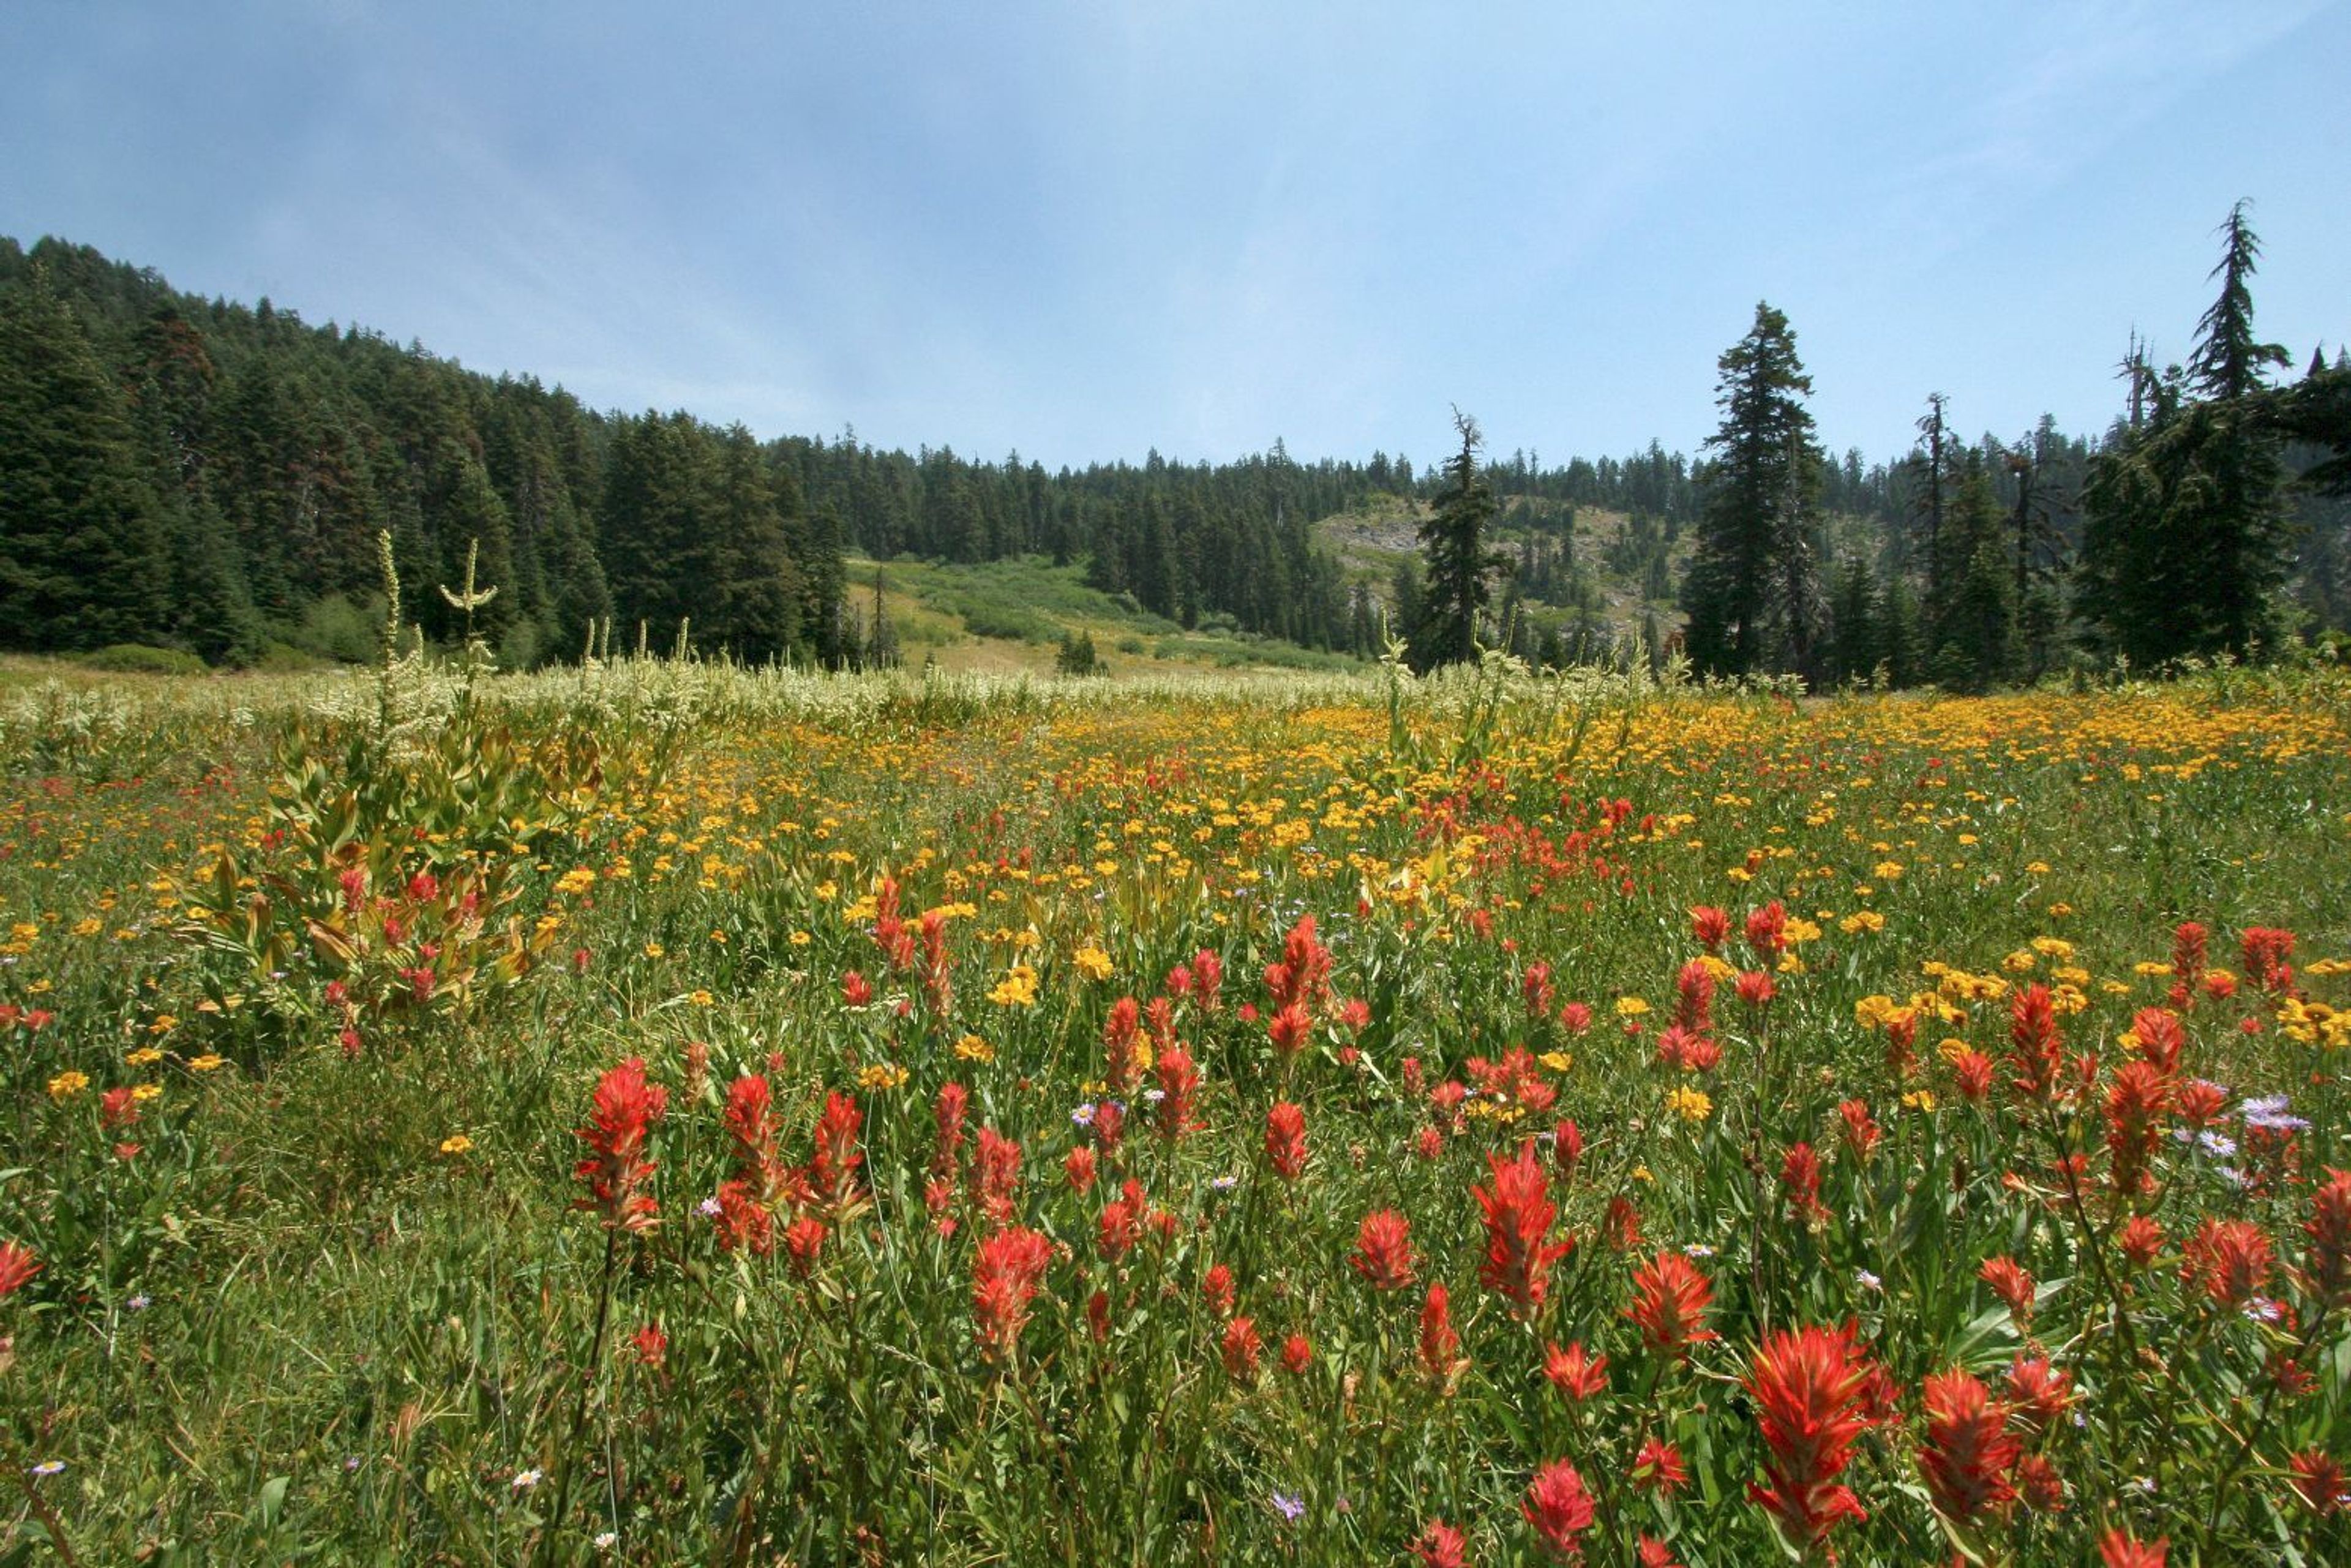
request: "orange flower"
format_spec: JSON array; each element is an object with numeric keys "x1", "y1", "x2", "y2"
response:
[
  {"x1": 0, "y1": 1240, "x2": 39, "y2": 1299},
  {"x1": 972, "y1": 1225, "x2": 1052, "y2": 1364},
  {"x1": 1919, "y1": 1368, "x2": 2019, "y2": 1522},
  {"x1": 1743, "y1": 1324, "x2": 1878, "y2": 1553},
  {"x1": 1543, "y1": 1340, "x2": 1609, "y2": 1402},
  {"x1": 572, "y1": 1057, "x2": 668, "y2": 1234},
  {"x1": 2098, "y1": 1529, "x2": 2167, "y2": 1567},
  {"x1": 2181, "y1": 1218, "x2": 2273, "y2": 1308},
  {"x1": 1475, "y1": 1141, "x2": 1573, "y2": 1313},
  {"x1": 1978, "y1": 1256, "x2": 2036, "y2": 1326},
  {"x1": 1625, "y1": 1250, "x2": 1715, "y2": 1357},
  {"x1": 1418, "y1": 1281, "x2": 1464, "y2": 1385}
]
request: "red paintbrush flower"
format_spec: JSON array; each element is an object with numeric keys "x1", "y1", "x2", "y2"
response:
[
  {"x1": 1410, "y1": 1520, "x2": 1468, "y2": 1567},
  {"x1": 2242, "y1": 926, "x2": 2296, "y2": 992},
  {"x1": 931, "y1": 1081, "x2": 970, "y2": 1177},
  {"x1": 2117, "y1": 1214, "x2": 2164, "y2": 1269},
  {"x1": 1524, "y1": 960, "x2": 1556, "y2": 1018},
  {"x1": 1838, "y1": 1099, "x2": 1880, "y2": 1161},
  {"x1": 1780, "y1": 1142, "x2": 1828, "y2": 1225},
  {"x1": 1744, "y1": 1323, "x2": 1878, "y2": 1553},
  {"x1": 1522, "y1": 1458, "x2": 1596, "y2": 1561},
  {"x1": 1351, "y1": 1209, "x2": 1415, "y2": 1289},
  {"x1": 1673, "y1": 958, "x2": 1714, "y2": 1033},
  {"x1": 711, "y1": 1179, "x2": 773, "y2": 1255},
  {"x1": 2003, "y1": 1354, "x2": 2075, "y2": 1438},
  {"x1": 1690, "y1": 905, "x2": 1731, "y2": 951},
  {"x1": 2183, "y1": 1218, "x2": 2273, "y2": 1308},
  {"x1": 1626, "y1": 1250, "x2": 1715, "y2": 1357},
  {"x1": 1153, "y1": 1046, "x2": 1201, "y2": 1139},
  {"x1": 1098, "y1": 1191, "x2": 1142, "y2": 1261},
  {"x1": 807, "y1": 1090, "x2": 864, "y2": 1209},
  {"x1": 0, "y1": 1240, "x2": 40, "y2": 1299},
  {"x1": 1475, "y1": 1141, "x2": 1573, "y2": 1314},
  {"x1": 1220, "y1": 1315, "x2": 1262, "y2": 1381},
  {"x1": 1267, "y1": 1001, "x2": 1312, "y2": 1059},
  {"x1": 2297, "y1": 1167, "x2": 2351, "y2": 1305},
  {"x1": 1552, "y1": 1119, "x2": 1583, "y2": 1184},
  {"x1": 1545, "y1": 1340, "x2": 1610, "y2": 1402},
  {"x1": 2105, "y1": 1060, "x2": 2170, "y2": 1197},
  {"x1": 782, "y1": 1215, "x2": 825, "y2": 1277},
  {"x1": 572, "y1": 1057, "x2": 668, "y2": 1234},
  {"x1": 1103, "y1": 996, "x2": 1142, "y2": 1093},
  {"x1": 1633, "y1": 1436, "x2": 1688, "y2": 1495},
  {"x1": 1063, "y1": 1143, "x2": 1097, "y2": 1194},
  {"x1": 2099, "y1": 1529, "x2": 2166, "y2": 1567},
  {"x1": 1202, "y1": 1261, "x2": 1237, "y2": 1318},
  {"x1": 2169, "y1": 920, "x2": 2207, "y2": 1010},
  {"x1": 1979, "y1": 1255, "x2": 2036, "y2": 1327},
  {"x1": 1744, "y1": 901, "x2": 1787, "y2": 956},
  {"x1": 2129, "y1": 1007, "x2": 2186, "y2": 1075},
  {"x1": 1419, "y1": 1281, "x2": 1464, "y2": 1385},
  {"x1": 1281, "y1": 1332, "x2": 1313, "y2": 1376},
  {"x1": 2288, "y1": 1448, "x2": 2345, "y2": 1515},
  {"x1": 1191, "y1": 948, "x2": 1223, "y2": 1013},
  {"x1": 971, "y1": 1126, "x2": 1021, "y2": 1225},
  {"x1": 2007, "y1": 982, "x2": 2064, "y2": 1103},
  {"x1": 1264, "y1": 1101, "x2": 1308, "y2": 1180},
  {"x1": 971, "y1": 1225, "x2": 1052, "y2": 1364},
  {"x1": 1919, "y1": 1367, "x2": 2019, "y2": 1523}
]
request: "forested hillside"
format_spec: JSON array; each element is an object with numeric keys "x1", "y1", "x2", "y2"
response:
[{"x1": 4, "y1": 233, "x2": 2346, "y2": 678}]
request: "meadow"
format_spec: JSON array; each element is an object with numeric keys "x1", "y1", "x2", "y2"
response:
[{"x1": 1, "y1": 650, "x2": 2348, "y2": 1565}]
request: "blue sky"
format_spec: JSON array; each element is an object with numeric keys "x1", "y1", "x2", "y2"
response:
[{"x1": 3, "y1": 1, "x2": 2344, "y2": 470}]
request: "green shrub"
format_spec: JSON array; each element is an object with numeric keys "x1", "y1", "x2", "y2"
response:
[{"x1": 73, "y1": 643, "x2": 208, "y2": 675}]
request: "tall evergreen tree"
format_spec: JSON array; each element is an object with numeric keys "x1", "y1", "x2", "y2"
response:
[
  {"x1": 1415, "y1": 409, "x2": 1505, "y2": 669},
  {"x1": 1681, "y1": 302, "x2": 1824, "y2": 678},
  {"x1": 2080, "y1": 203, "x2": 2293, "y2": 664}
]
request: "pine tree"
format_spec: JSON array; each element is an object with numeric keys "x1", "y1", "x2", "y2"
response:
[
  {"x1": 1681, "y1": 302, "x2": 1824, "y2": 678},
  {"x1": 1415, "y1": 409, "x2": 1505, "y2": 669},
  {"x1": 2080, "y1": 203, "x2": 2293, "y2": 664},
  {"x1": 0, "y1": 268, "x2": 168, "y2": 648}
]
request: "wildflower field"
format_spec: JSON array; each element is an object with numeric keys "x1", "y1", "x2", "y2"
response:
[{"x1": 2, "y1": 656, "x2": 2350, "y2": 1566}]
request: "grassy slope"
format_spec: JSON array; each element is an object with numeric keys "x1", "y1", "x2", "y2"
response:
[
  {"x1": 1311, "y1": 497, "x2": 1691, "y2": 640},
  {"x1": 845, "y1": 553, "x2": 1361, "y2": 676}
]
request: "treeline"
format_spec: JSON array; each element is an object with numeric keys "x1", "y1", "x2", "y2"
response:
[
  {"x1": 0, "y1": 237, "x2": 861, "y2": 669},
  {"x1": 0, "y1": 232, "x2": 1788, "y2": 670},
  {"x1": 1675, "y1": 206, "x2": 2351, "y2": 691}
]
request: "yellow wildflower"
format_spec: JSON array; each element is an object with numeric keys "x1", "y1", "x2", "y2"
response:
[{"x1": 1663, "y1": 1085, "x2": 1713, "y2": 1123}]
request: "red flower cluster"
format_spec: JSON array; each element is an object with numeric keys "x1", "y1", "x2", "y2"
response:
[
  {"x1": 1474, "y1": 1141, "x2": 1572, "y2": 1313},
  {"x1": 972, "y1": 1226, "x2": 1052, "y2": 1364},
  {"x1": 1263, "y1": 1101, "x2": 1307, "y2": 1180},
  {"x1": 1627, "y1": 1250, "x2": 1715, "y2": 1357},
  {"x1": 573, "y1": 1057, "x2": 669, "y2": 1234},
  {"x1": 1522, "y1": 1458, "x2": 1595, "y2": 1560},
  {"x1": 1352, "y1": 1210, "x2": 1415, "y2": 1289},
  {"x1": 1743, "y1": 1323, "x2": 1882, "y2": 1553},
  {"x1": 1919, "y1": 1368, "x2": 2019, "y2": 1522}
]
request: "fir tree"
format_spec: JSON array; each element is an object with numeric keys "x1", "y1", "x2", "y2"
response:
[
  {"x1": 0, "y1": 268, "x2": 168, "y2": 648},
  {"x1": 1415, "y1": 409, "x2": 1506, "y2": 669},
  {"x1": 1681, "y1": 302, "x2": 1824, "y2": 679}
]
